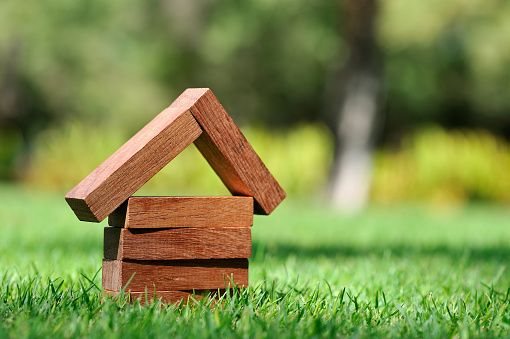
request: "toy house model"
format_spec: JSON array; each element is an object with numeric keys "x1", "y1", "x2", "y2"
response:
[{"x1": 65, "y1": 88, "x2": 286, "y2": 304}]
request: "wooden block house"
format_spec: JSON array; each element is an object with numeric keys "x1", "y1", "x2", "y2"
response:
[{"x1": 65, "y1": 88, "x2": 285, "y2": 304}]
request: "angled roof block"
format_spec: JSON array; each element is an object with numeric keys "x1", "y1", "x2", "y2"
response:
[{"x1": 65, "y1": 88, "x2": 286, "y2": 222}]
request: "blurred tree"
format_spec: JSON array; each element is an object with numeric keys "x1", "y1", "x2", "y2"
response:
[
  {"x1": 0, "y1": 42, "x2": 52, "y2": 141},
  {"x1": 378, "y1": 0, "x2": 510, "y2": 141},
  {"x1": 0, "y1": 0, "x2": 341, "y2": 130},
  {"x1": 324, "y1": 0, "x2": 382, "y2": 211},
  {"x1": 0, "y1": 42, "x2": 52, "y2": 179},
  {"x1": 1, "y1": 0, "x2": 510, "y2": 199}
]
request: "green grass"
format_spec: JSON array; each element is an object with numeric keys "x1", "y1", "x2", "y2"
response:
[{"x1": 2, "y1": 184, "x2": 510, "y2": 337}]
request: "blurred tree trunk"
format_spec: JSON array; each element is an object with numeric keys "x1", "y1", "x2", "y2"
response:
[{"x1": 326, "y1": 0, "x2": 382, "y2": 211}]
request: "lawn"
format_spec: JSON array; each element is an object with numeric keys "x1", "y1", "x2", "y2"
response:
[{"x1": 2, "y1": 184, "x2": 510, "y2": 337}]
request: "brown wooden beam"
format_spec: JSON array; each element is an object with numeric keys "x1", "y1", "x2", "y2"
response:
[
  {"x1": 108, "y1": 196, "x2": 253, "y2": 228},
  {"x1": 102, "y1": 258, "x2": 248, "y2": 291},
  {"x1": 104, "y1": 227, "x2": 251, "y2": 260}
]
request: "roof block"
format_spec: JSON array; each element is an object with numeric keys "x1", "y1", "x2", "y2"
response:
[
  {"x1": 185, "y1": 88, "x2": 285, "y2": 215},
  {"x1": 65, "y1": 88, "x2": 285, "y2": 222}
]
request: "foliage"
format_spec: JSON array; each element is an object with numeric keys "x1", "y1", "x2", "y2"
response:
[
  {"x1": 23, "y1": 122, "x2": 333, "y2": 197},
  {"x1": 2, "y1": 0, "x2": 510, "y2": 146},
  {"x1": 0, "y1": 124, "x2": 23, "y2": 179},
  {"x1": 0, "y1": 0, "x2": 339, "y2": 130},
  {"x1": 372, "y1": 126, "x2": 510, "y2": 204},
  {"x1": 379, "y1": 0, "x2": 510, "y2": 135},
  {"x1": 2, "y1": 185, "x2": 510, "y2": 337}
]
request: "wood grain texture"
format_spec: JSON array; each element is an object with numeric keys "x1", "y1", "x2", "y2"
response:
[
  {"x1": 103, "y1": 289, "x2": 224, "y2": 305},
  {"x1": 108, "y1": 196, "x2": 253, "y2": 228},
  {"x1": 104, "y1": 226, "x2": 252, "y2": 260},
  {"x1": 66, "y1": 88, "x2": 285, "y2": 222},
  {"x1": 102, "y1": 259, "x2": 248, "y2": 291},
  {"x1": 65, "y1": 108, "x2": 202, "y2": 222},
  {"x1": 108, "y1": 197, "x2": 253, "y2": 228},
  {"x1": 171, "y1": 88, "x2": 286, "y2": 215}
]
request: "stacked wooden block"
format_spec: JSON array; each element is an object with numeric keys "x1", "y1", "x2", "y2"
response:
[
  {"x1": 102, "y1": 196, "x2": 253, "y2": 304},
  {"x1": 65, "y1": 88, "x2": 286, "y2": 304}
]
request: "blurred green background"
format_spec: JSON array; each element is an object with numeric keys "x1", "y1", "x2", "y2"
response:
[{"x1": 1, "y1": 0, "x2": 510, "y2": 206}]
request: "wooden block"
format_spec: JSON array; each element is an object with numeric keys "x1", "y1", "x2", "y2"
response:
[
  {"x1": 170, "y1": 88, "x2": 286, "y2": 215},
  {"x1": 102, "y1": 259, "x2": 248, "y2": 291},
  {"x1": 65, "y1": 108, "x2": 203, "y2": 223},
  {"x1": 103, "y1": 289, "x2": 225, "y2": 305},
  {"x1": 66, "y1": 88, "x2": 285, "y2": 222},
  {"x1": 104, "y1": 227, "x2": 252, "y2": 260},
  {"x1": 108, "y1": 196, "x2": 253, "y2": 228}
]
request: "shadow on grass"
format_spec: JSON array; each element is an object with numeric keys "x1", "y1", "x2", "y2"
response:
[{"x1": 252, "y1": 241, "x2": 510, "y2": 263}]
